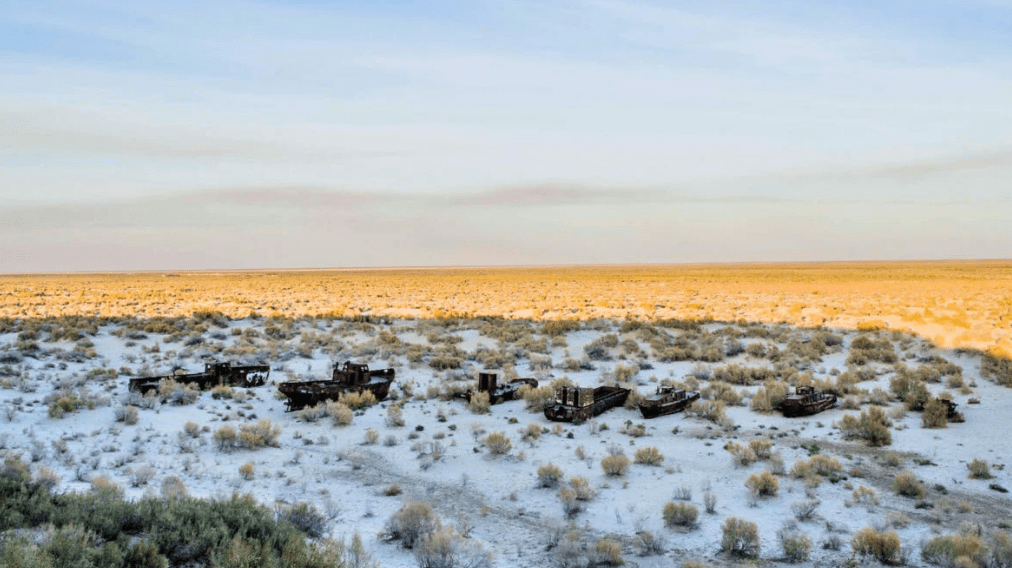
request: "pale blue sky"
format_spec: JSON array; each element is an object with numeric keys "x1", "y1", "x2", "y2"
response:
[{"x1": 2, "y1": 0, "x2": 1010, "y2": 271}]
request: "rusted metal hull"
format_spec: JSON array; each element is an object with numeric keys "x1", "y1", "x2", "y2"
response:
[
  {"x1": 544, "y1": 386, "x2": 629, "y2": 422},
  {"x1": 128, "y1": 363, "x2": 270, "y2": 394},
  {"x1": 456, "y1": 377, "x2": 539, "y2": 405},
  {"x1": 278, "y1": 376, "x2": 393, "y2": 412},
  {"x1": 780, "y1": 393, "x2": 837, "y2": 417},
  {"x1": 638, "y1": 390, "x2": 700, "y2": 419}
]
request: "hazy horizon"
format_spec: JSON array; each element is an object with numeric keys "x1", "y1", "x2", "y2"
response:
[{"x1": 3, "y1": 0, "x2": 1011, "y2": 272}]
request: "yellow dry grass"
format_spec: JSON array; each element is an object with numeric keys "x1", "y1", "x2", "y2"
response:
[{"x1": 2, "y1": 261, "x2": 1011, "y2": 354}]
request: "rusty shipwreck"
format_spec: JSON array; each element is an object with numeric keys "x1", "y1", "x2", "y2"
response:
[
  {"x1": 277, "y1": 361, "x2": 395, "y2": 411},
  {"x1": 128, "y1": 361, "x2": 270, "y2": 394},
  {"x1": 544, "y1": 385, "x2": 630, "y2": 423}
]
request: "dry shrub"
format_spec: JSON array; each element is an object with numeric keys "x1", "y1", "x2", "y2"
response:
[
  {"x1": 413, "y1": 527, "x2": 493, "y2": 568},
  {"x1": 922, "y1": 397, "x2": 949, "y2": 428},
  {"x1": 537, "y1": 463, "x2": 564, "y2": 488},
  {"x1": 521, "y1": 385, "x2": 556, "y2": 412},
  {"x1": 779, "y1": 530, "x2": 812, "y2": 563},
  {"x1": 297, "y1": 404, "x2": 327, "y2": 423},
  {"x1": 663, "y1": 502, "x2": 698, "y2": 528},
  {"x1": 893, "y1": 471, "x2": 926, "y2": 498},
  {"x1": 340, "y1": 389, "x2": 377, "y2": 410},
  {"x1": 750, "y1": 380, "x2": 789, "y2": 412},
  {"x1": 484, "y1": 432, "x2": 512, "y2": 456},
  {"x1": 688, "y1": 400, "x2": 726, "y2": 424},
  {"x1": 328, "y1": 402, "x2": 353, "y2": 427},
  {"x1": 115, "y1": 405, "x2": 139, "y2": 425},
  {"x1": 213, "y1": 425, "x2": 237, "y2": 451},
  {"x1": 183, "y1": 421, "x2": 201, "y2": 438},
  {"x1": 808, "y1": 455, "x2": 842, "y2": 476},
  {"x1": 745, "y1": 471, "x2": 779, "y2": 497},
  {"x1": 593, "y1": 538, "x2": 624, "y2": 566},
  {"x1": 704, "y1": 382, "x2": 743, "y2": 406},
  {"x1": 749, "y1": 439, "x2": 773, "y2": 460},
  {"x1": 634, "y1": 446, "x2": 664, "y2": 466},
  {"x1": 558, "y1": 488, "x2": 583, "y2": 518},
  {"x1": 726, "y1": 442, "x2": 758, "y2": 467},
  {"x1": 570, "y1": 476, "x2": 596, "y2": 501},
  {"x1": 386, "y1": 404, "x2": 405, "y2": 427},
  {"x1": 160, "y1": 475, "x2": 187, "y2": 501},
  {"x1": 601, "y1": 454, "x2": 630, "y2": 477},
  {"x1": 836, "y1": 406, "x2": 892, "y2": 446},
  {"x1": 523, "y1": 423, "x2": 542, "y2": 442},
  {"x1": 468, "y1": 391, "x2": 491, "y2": 414},
  {"x1": 364, "y1": 428, "x2": 379, "y2": 444},
  {"x1": 720, "y1": 517, "x2": 760, "y2": 558},
  {"x1": 922, "y1": 533, "x2": 986, "y2": 568},
  {"x1": 968, "y1": 459, "x2": 993, "y2": 479},
  {"x1": 385, "y1": 501, "x2": 442, "y2": 549},
  {"x1": 852, "y1": 485, "x2": 879, "y2": 505},
  {"x1": 210, "y1": 385, "x2": 233, "y2": 399},
  {"x1": 852, "y1": 527, "x2": 902, "y2": 564},
  {"x1": 384, "y1": 483, "x2": 403, "y2": 496},
  {"x1": 238, "y1": 419, "x2": 281, "y2": 449},
  {"x1": 239, "y1": 462, "x2": 254, "y2": 480},
  {"x1": 157, "y1": 379, "x2": 199, "y2": 405}
]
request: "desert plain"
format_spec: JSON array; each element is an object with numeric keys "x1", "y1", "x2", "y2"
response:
[{"x1": 2, "y1": 261, "x2": 1012, "y2": 568}]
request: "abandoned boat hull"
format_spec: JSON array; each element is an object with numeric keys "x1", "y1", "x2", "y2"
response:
[{"x1": 638, "y1": 390, "x2": 700, "y2": 419}]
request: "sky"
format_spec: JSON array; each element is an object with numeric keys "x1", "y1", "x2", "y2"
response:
[{"x1": 2, "y1": 0, "x2": 1011, "y2": 272}]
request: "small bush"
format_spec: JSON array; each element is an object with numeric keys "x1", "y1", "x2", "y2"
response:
[
  {"x1": 340, "y1": 389, "x2": 377, "y2": 410},
  {"x1": 663, "y1": 502, "x2": 698, "y2": 528},
  {"x1": 484, "y1": 432, "x2": 512, "y2": 456},
  {"x1": 214, "y1": 425, "x2": 237, "y2": 451},
  {"x1": 836, "y1": 406, "x2": 892, "y2": 446},
  {"x1": 893, "y1": 471, "x2": 926, "y2": 498},
  {"x1": 183, "y1": 421, "x2": 201, "y2": 438},
  {"x1": 726, "y1": 442, "x2": 758, "y2": 467},
  {"x1": 593, "y1": 538, "x2": 624, "y2": 566},
  {"x1": 537, "y1": 463, "x2": 564, "y2": 488},
  {"x1": 468, "y1": 391, "x2": 491, "y2": 414},
  {"x1": 384, "y1": 483, "x2": 403, "y2": 496},
  {"x1": 328, "y1": 402, "x2": 353, "y2": 427},
  {"x1": 161, "y1": 476, "x2": 188, "y2": 500},
  {"x1": 721, "y1": 517, "x2": 760, "y2": 558},
  {"x1": 634, "y1": 446, "x2": 664, "y2": 466},
  {"x1": 791, "y1": 499, "x2": 820, "y2": 521},
  {"x1": 521, "y1": 385, "x2": 556, "y2": 412},
  {"x1": 115, "y1": 405, "x2": 139, "y2": 425},
  {"x1": 570, "y1": 476, "x2": 596, "y2": 501},
  {"x1": 779, "y1": 530, "x2": 812, "y2": 563},
  {"x1": 386, "y1": 405, "x2": 405, "y2": 427},
  {"x1": 922, "y1": 398, "x2": 949, "y2": 428},
  {"x1": 276, "y1": 502, "x2": 328, "y2": 539},
  {"x1": 921, "y1": 533, "x2": 986, "y2": 567},
  {"x1": 601, "y1": 454, "x2": 630, "y2": 477},
  {"x1": 852, "y1": 527, "x2": 902, "y2": 564},
  {"x1": 297, "y1": 404, "x2": 327, "y2": 423},
  {"x1": 364, "y1": 429, "x2": 379, "y2": 444},
  {"x1": 210, "y1": 385, "x2": 233, "y2": 399},
  {"x1": 413, "y1": 527, "x2": 493, "y2": 568},
  {"x1": 968, "y1": 459, "x2": 993, "y2": 479},
  {"x1": 746, "y1": 471, "x2": 779, "y2": 498},
  {"x1": 239, "y1": 462, "x2": 254, "y2": 480},
  {"x1": 558, "y1": 488, "x2": 583, "y2": 518}
]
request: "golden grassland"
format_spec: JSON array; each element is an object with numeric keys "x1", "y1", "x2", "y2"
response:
[{"x1": 2, "y1": 261, "x2": 1011, "y2": 354}]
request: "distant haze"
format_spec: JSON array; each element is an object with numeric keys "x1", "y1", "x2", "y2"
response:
[{"x1": 2, "y1": 1, "x2": 1011, "y2": 272}]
